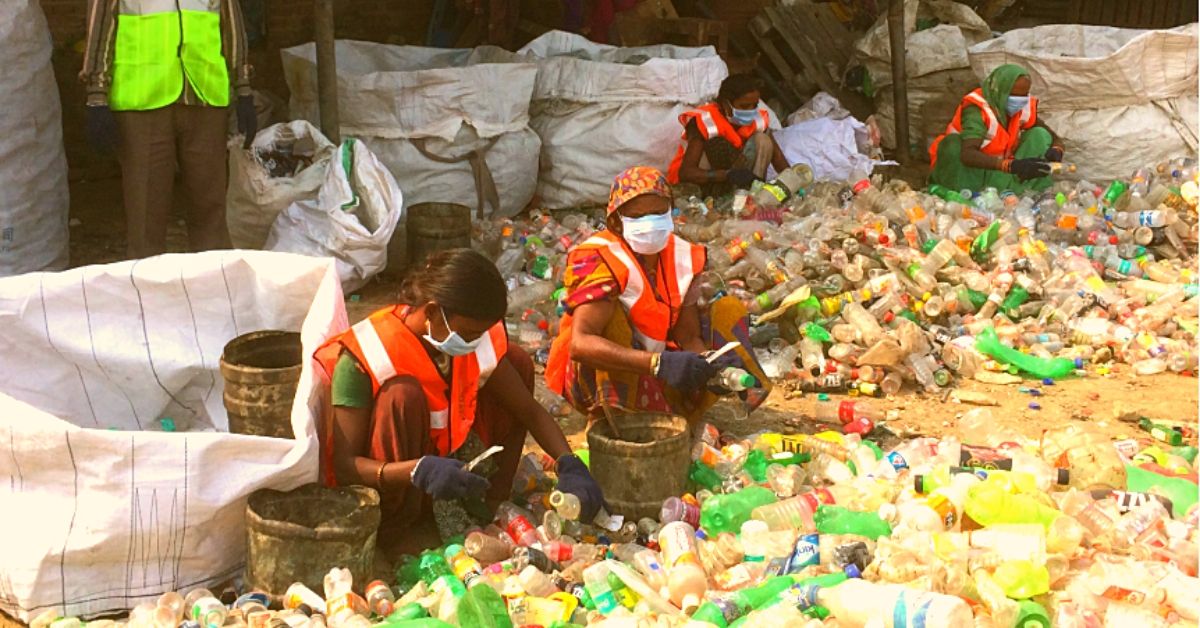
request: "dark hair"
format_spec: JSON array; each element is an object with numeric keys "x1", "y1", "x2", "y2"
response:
[
  {"x1": 399, "y1": 248, "x2": 507, "y2": 322},
  {"x1": 718, "y1": 74, "x2": 760, "y2": 104}
]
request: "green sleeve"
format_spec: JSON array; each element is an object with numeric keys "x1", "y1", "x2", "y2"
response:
[
  {"x1": 959, "y1": 105, "x2": 988, "y2": 141},
  {"x1": 332, "y1": 351, "x2": 373, "y2": 408}
]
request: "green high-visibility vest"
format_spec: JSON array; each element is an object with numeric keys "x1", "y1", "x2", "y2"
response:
[{"x1": 110, "y1": 0, "x2": 231, "y2": 111}]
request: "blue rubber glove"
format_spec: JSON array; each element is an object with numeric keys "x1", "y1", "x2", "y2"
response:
[
  {"x1": 726, "y1": 168, "x2": 757, "y2": 188},
  {"x1": 656, "y1": 350, "x2": 718, "y2": 393},
  {"x1": 411, "y1": 456, "x2": 490, "y2": 500},
  {"x1": 556, "y1": 454, "x2": 606, "y2": 521}
]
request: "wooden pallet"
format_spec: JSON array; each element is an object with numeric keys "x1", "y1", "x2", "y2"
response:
[{"x1": 748, "y1": 0, "x2": 873, "y2": 119}]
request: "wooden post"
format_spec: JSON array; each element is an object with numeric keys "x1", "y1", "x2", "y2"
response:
[
  {"x1": 887, "y1": 0, "x2": 909, "y2": 164},
  {"x1": 314, "y1": 0, "x2": 340, "y2": 144}
]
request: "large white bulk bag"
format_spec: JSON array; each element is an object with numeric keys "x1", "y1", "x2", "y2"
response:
[
  {"x1": 0, "y1": 251, "x2": 345, "y2": 620},
  {"x1": 0, "y1": 0, "x2": 68, "y2": 274},
  {"x1": 969, "y1": 24, "x2": 1198, "y2": 182},
  {"x1": 283, "y1": 41, "x2": 540, "y2": 218},
  {"x1": 519, "y1": 31, "x2": 728, "y2": 209}
]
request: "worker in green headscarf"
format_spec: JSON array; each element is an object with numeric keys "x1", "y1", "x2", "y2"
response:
[{"x1": 928, "y1": 64, "x2": 1064, "y2": 194}]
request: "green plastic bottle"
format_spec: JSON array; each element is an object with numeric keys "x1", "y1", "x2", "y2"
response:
[
  {"x1": 1000, "y1": 284, "x2": 1029, "y2": 319},
  {"x1": 975, "y1": 326, "x2": 1075, "y2": 379},
  {"x1": 963, "y1": 483, "x2": 1060, "y2": 528},
  {"x1": 813, "y1": 505, "x2": 892, "y2": 540},
  {"x1": 1170, "y1": 445, "x2": 1198, "y2": 464},
  {"x1": 743, "y1": 449, "x2": 769, "y2": 483},
  {"x1": 1138, "y1": 418, "x2": 1184, "y2": 446},
  {"x1": 928, "y1": 184, "x2": 969, "y2": 204},
  {"x1": 418, "y1": 552, "x2": 467, "y2": 600},
  {"x1": 700, "y1": 486, "x2": 777, "y2": 534},
  {"x1": 691, "y1": 575, "x2": 799, "y2": 627},
  {"x1": 690, "y1": 460, "x2": 723, "y2": 492},
  {"x1": 385, "y1": 603, "x2": 430, "y2": 622},
  {"x1": 970, "y1": 220, "x2": 1001, "y2": 262}
]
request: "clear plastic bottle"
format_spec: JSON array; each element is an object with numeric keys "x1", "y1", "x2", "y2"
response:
[{"x1": 657, "y1": 521, "x2": 708, "y2": 613}]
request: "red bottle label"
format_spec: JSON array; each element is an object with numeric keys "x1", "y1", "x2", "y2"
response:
[
  {"x1": 507, "y1": 515, "x2": 536, "y2": 545},
  {"x1": 838, "y1": 401, "x2": 857, "y2": 424}
]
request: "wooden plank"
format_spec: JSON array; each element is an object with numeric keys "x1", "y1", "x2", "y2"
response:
[
  {"x1": 764, "y1": 5, "x2": 839, "y2": 96},
  {"x1": 749, "y1": 15, "x2": 801, "y2": 85}
]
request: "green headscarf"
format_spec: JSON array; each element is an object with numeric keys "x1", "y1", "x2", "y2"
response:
[{"x1": 981, "y1": 63, "x2": 1029, "y2": 126}]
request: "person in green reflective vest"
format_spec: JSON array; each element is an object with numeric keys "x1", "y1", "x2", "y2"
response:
[
  {"x1": 928, "y1": 64, "x2": 1065, "y2": 195},
  {"x1": 80, "y1": 0, "x2": 258, "y2": 258}
]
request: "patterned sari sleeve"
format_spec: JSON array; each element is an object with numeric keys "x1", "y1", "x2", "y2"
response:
[{"x1": 561, "y1": 248, "x2": 620, "y2": 314}]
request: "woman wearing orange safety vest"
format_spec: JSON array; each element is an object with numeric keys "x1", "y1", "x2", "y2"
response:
[
  {"x1": 315, "y1": 249, "x2": 603, "y2": 552},
  {"x1": 668, "y1": 74, "x2": 790, "y2": 193},
  {"x1": 930, "y1": 64, "x2": 1064, "y2": 194},
  {"x1": 545, "y1": 166, "x2": 772, "y2": 422}
]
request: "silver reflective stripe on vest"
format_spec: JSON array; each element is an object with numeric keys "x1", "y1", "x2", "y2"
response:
[
  {"x1": 696, "y1": 110, "x2": 720, "y2": 138},
  {"x1": 351, "y1": 319, "x2": 398, "y2": 385},
  {"x1": 475, "y1": 331, "x2": 499, "y2": 387},
  {"x1": 672, "y1": 235, "x2": 696, "y2": 299},
  {"x1": 119, "y1": 0, "x2": 220, "y2": 15},
  {"x1": 430, "y1": 410, "x2": 449, "y2": 430}
]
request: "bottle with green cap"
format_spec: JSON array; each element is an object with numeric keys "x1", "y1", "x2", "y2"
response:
[
  {"x1": 1015, "y1": 600, "x2": 1051, "y2": 628},
  {"x1": 711, "y1": 366, "x2": 757, "y2": 392},
  {"x1": 690, "y1": 460, "x2": 723, "y2": 492}
]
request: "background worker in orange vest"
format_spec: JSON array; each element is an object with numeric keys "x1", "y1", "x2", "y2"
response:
[
  {"x1": 668, "y1": 74, "x2": 790, "y2": 193},
  {"x1": 545, "y1": 167, "x2": 772, "y2": 422},
  {"x1": 315, "y1": 249, "x2": 603, "y2": 551},
  {"x1": 929, "y1": 63, "x2": 1064, "y2": 194}
]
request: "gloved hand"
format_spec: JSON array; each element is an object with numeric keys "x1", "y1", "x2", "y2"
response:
[
  {"x1": 236, "y1": 94, "x2": 258, "y2": 149},
  {"x1": 1043, "y1": 146, "x2": 1064, "y2": 162},
  {"x1": 656, "y1": 350, "x2": 718, "y2": 392},
  {"x1": 555, "y1": 454, "x2": 606, "y2": 521},
  {"x1": 1007, "y1": 158, "x2": 1051, "y2": 182},
  {"x1": 411, "y1": 456, "x2": 490, "y2": 500},
  {"x1": 725, "y1": 168, "x2": 757, "y2": 188},
  {"x1": 86, "y1": 104, "x2": 119, "y2": 155}
]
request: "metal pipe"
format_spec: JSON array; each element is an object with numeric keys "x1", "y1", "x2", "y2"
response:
[
  {"x1": 314, "y1": 0, "x2": 340, "y2": 144},
  {"x1": 887, "y1": 0, "x2": 909, "y2": 164}
]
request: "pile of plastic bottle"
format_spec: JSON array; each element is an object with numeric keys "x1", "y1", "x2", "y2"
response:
[
  {"x1": 480, "y1": 158, "x2": 1199, "y2": 396},
  {"x1": 45, "y1": 409, "x2": 1197, "y2": 627}
]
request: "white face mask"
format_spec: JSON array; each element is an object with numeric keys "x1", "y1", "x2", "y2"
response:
[
  {"x1": 423, "y1": 306, "x2": 483, "y2": 357},
  {"x1": 621, "y1": 213, "x2": 674, "y2": 255}
]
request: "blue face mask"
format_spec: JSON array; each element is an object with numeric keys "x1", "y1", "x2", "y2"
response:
[
  {"x1": 731, "y1": 107, "x2": 758, "y2": 126},
  {"x1": 423, "y1": 306, "x2": 483, "y2": 357},
  {"x1": 1006, "y1": 95, "x2": 1030, "y2": 116}
]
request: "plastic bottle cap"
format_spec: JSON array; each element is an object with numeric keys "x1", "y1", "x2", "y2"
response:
[
  {"x1": 1056, "y1": 469, "x2": 1070, "y2": 485},
  {"x1": 680, "y1": 594, "x2": 702, "y2": 614},
  {"x1": 843, "y1": 564, "x2": 863, "y2": 578},
  {"x1": 913, "y1": 475, "x2": 926, "y2": 494}
]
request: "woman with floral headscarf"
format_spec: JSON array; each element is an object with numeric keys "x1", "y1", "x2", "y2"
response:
[
  {"x1": 929, "y1": 64, "x2": 1065, "y2": 194},
  {"x1": 545, "y1": 166, "x2": 771, "y2": 421}
]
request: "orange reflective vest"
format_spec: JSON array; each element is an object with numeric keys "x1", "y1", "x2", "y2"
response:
[
  {"x1": 667, "y1": 103, "x2": 771, "y2": 184},
  {"x1": 545, "y1": 230, "x2": 707, "y2": 394},
  {"x1": 314, "y1": 306, "x2": 507, "y2": 486},
  {"x1": 930, "y1": 88, "x2": 1038, "y2": 167}
]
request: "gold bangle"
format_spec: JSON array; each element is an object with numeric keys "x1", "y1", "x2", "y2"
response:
[
  {"x1": 376, "y1": 462, "x2": 388, "y2": 491},
  {"x1": 649, "y1": 353, "x2": 661, "y2": 377}
]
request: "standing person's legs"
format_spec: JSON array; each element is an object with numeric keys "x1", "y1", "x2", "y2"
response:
[
  {"x1": 176, "y1": 104, "x2": 232, "y2": 251},
  {"x1": 115, "y1": 106, "x2": 177, "y2": 259}
]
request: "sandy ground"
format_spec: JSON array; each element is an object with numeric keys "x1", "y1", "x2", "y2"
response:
[{"x1": 3, "y1": 171, "x2": 1190, "y2": 626}]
